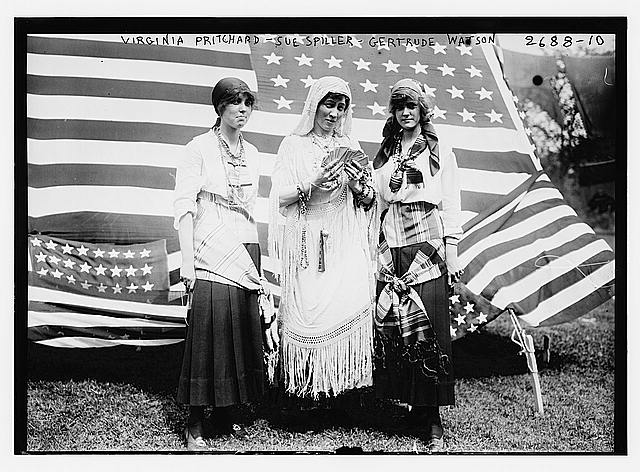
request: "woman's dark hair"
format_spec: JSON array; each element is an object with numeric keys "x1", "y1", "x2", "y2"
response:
[
  {"x1": 318, "y1": 92, "x2": 350, "y2": 110},
  {"x1": 213, "y1": 91, "x2": 256, "y2": 116},
  {"x1": 388, "y1": 92, "x2": 433, "y2": 134},
  {"x1": 373, "y1": 92, "x2": 437, "y2": 169},
  {"x1": 213, "y1": 90, "x2": 256, "y2": 127}
]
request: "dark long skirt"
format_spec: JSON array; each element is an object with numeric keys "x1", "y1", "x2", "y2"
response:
[
  {"x1": 176, "y1": 243, "x2": 265, "y2": 407},
  {"x1": 374, "y1": 243, "x2": 455, "y2": 407}
]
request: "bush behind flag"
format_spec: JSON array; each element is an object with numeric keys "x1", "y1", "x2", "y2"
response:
[{"x1": 25, "y1": 33, "x2": 614, "y2": 347}]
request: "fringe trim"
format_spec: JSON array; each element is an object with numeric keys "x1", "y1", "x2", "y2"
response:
[
  {"x1": 279, "y1": 309, "x2": 373, "y2": 399},
  {"x1": 267, "y1": 179, "x2": 286, "y2": 271},
  {"x1": 279, "y1": 187, "x2": 378, "y2": 309}
]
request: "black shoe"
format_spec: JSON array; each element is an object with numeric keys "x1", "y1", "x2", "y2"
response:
[
  {"x1": 406, "y1": 405, "x2": 437, "y2": 430},
  {"x1": 426, "y1": 436, "x2": 444, "y2": 453},
  {"x1": 426, "y1": 421, "x2": 444, "y2": 452},
  {"x1": 406, "y1": 409, "x2": 427, "y2": 428}
]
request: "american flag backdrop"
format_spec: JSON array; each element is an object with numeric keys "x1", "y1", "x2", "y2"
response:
[{"x1": 26, "y1": 33, "x2": 615, "y2": 348}]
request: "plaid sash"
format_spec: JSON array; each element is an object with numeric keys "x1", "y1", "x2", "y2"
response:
[
  {"x1": 193, "y1": 197, "x2": 274, "y2": 323},
  {"x1": 374, "y1": 225, "x2": 450, "y2": 378},
  {"x1": 194, "y1": 221, "x2": 261, "y2": 289},
  {"x1": 375, "y1": 236, "x2": 445, "y2": 344}
]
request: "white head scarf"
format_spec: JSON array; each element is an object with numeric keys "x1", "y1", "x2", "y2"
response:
[{"x1": 292, "y1": 76, "x2": 353, "y2": 136}]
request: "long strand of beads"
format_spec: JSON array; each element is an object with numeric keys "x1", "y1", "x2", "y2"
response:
[
  {"x1": 310, "y1": 131, "x2": 337, "y2": 170},
  {"x1": 300, "y1": 225, "x2": 308, "y2": 269},
  {"x1": 310, "y1": 131, "x2": 341, "y2": 190},
  {"x1": 389, "y1": 135, "x2": 406, "y2": 193},
  {"x1": 296, "y1": 183, "x2": 309, "y2": 269},
  {"x1": 216, "y1": 128, "x2": 252, "y2": 208},
  {"x1": 310, "y1": 130, "x2": 335, "y2": 153},
  {"x1": 216, "y1": 127, "x2": 245, "y2": 160}
]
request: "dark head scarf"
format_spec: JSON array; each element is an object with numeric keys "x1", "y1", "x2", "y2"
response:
[
  {"x1": 373, "y1": 78, "x2": 440, "y2": 177},
  {"x1": 211, "y1": 77, "x2": 254, "y2": 127}
]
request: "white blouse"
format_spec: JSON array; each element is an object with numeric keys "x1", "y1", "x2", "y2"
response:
[
  {"x1": 173, "y1": 129, "x2": 260, "y2": 243},
  {"x1": 373, "y1": 141, "x2": 463, "y2": 243}
]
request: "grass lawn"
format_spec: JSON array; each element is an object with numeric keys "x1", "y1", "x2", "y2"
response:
[{"x1": 24, "y1": 295, "x2": 617, "y2": 453}]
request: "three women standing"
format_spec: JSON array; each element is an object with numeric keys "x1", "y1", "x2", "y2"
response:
[
  {"x1": 173, "y1": 78, "x2": 277, "y2": 451},
  {"x1": 174, "y1": 74, "x2": 461, "y2": 452},
  {"x1": 372, "y1": 78, "x2": 463, "y2": 451}
]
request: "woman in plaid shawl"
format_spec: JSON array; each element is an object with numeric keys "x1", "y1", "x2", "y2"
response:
[{"x1": 372, "y1": 78, "x2": 463, "y2": 451}]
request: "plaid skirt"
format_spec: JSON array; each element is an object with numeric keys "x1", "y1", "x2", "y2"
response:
[
  {"x1": 176, "y1": 243, "x2": 265, "y2": 407},
  {"x1": 374, "y1": 243, "x2": 455, "y2": 407}
]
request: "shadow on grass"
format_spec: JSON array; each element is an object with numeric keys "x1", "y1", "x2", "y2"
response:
[
  {"x1": 24, "y1": 329, "x2": 543, "y2": 440},
  {"x1": 27, "y1": 342, "x2": 184, "y2": 395},
  {"x1": 27, "y1": 329, "x2": 529, "y2": 387},
  {"x1": 256, "y1": 403, "x2": 418, "y2": 441},
  {"x1": 252, "y1": 386, "x2": 407, "y2": 435},
  {"x1": 25, "y1": 297, "x2": 616, "y2": 451},
  {"x1": 452, "y1": 329, "x2": 529, "y2": 378}
]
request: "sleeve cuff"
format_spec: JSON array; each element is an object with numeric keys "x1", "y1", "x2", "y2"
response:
[
  {"x1": 173, "y1": 204, "x2": 196, "y2": 230},
  {"x1": 444, "y1": 233, "x2": 462, "y2": 245}
]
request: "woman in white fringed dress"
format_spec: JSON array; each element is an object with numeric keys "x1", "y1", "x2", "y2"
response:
[{"x1": 268, "y1": 76, "x2": 378, "y2": 401}]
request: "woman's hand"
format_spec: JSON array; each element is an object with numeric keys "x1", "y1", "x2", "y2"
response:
[
  {"x1": 180, "y1": 262, "x2": 196, "y2": 291},
  {"x1": 311, "y1": 158, "x2": 344, "y2": 188},
  {"x1": 445, "y1": 243, "x2": 464, "y2": 286},
  {"x1": 263, "y1": 321, "x2": 280, "y2": 352},
  {"x1": 344, "y1": 160, "x2": 365, "y2": 193}
]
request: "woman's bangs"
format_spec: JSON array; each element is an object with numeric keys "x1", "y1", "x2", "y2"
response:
[
  {"x1": 240, "y1": 91, "x2": 256, "y2": 107},
  {"x1": 321, "y1": 92, "x2": 350, "y2": 107},
  {"x1": 390, "y1": 93, "x2": 418, "y2": 111}
]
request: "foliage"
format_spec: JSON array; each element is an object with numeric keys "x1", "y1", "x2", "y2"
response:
[
  {"x1": 551, "y1": 59, "x2": 587, "y2": 148},
  {"x1": 522, "y1": 99, "x2": 563, "y2": 175},
  {"x1": 521, "y1": 75, "x2": 616, "y2": 231}
]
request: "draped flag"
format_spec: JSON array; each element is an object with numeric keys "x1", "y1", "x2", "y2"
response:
[
  {"x1": 27, "y1": 235, "x2": 187, "y2": 347},
  {"x1": 29, "y1": 235, "x2": 169, "y2": 303},
  {"x1": 448, "y1": 171, "x2": 615, "y2": 340},
  {"x1": 25, "y1": 32, "x2": 615, "y2": 347}
]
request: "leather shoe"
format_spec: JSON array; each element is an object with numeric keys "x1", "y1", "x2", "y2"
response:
[
  {"x1": 426, "y1": 422, "x2": 444, "y2": 452},
  {"x1": 427, "y1": 436, "x2": 444, "y2": 453},
  {"x1": 184, "y1": 426, "x2": 208, "y2": 451}
]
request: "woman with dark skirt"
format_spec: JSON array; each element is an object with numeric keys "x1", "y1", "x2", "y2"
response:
[
  {"x1": 372, "y1": 78, "x2": 463, "y2": 452},
  {"x1": 173, "y1": 77, "x2": 278, "y2": 451}
]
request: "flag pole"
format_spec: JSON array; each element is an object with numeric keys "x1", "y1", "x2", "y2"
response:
[{"x1": 508, "y1": 308, "x2": 544, "y2": 415}]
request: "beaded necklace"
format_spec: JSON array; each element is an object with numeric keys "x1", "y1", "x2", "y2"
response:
[
  {"x1": 309, "y1": 130, "x2": 337, "y2": 171},
  {"x1": 309, "y1": 130, "x2": 341, "y2": 191},
  {"x1": 389, "y1": 132, "x2": 419, "y2": 193},
  {"x1": 215, "y1": 127, "x2": 252, "y2": 209},
  {"x1": 392, "y1": 131, "x2": 420, "y2": 164}
]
